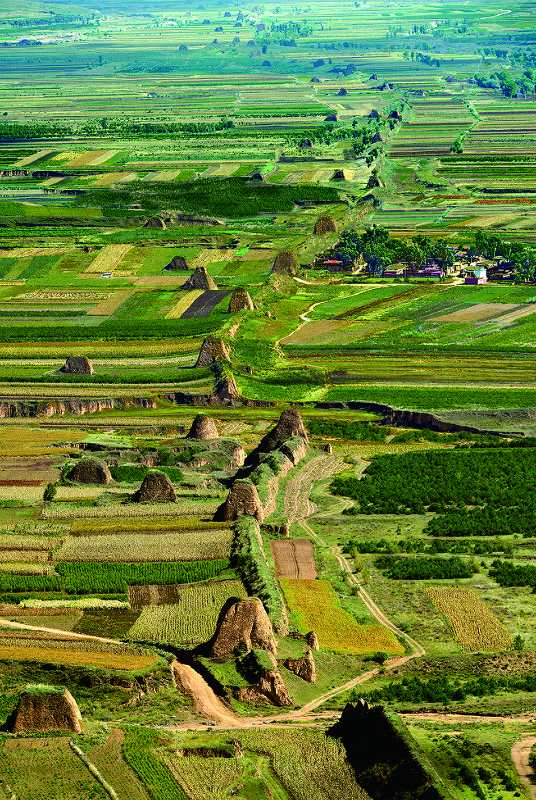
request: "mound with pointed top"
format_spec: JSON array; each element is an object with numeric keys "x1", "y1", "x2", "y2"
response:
[
  {"x1": 314, "y1": 215, "x2": 337, "y2": 235},
  {"x1": 144, "y1": 216, "x2": 166, "y2": 229},
  {"x1": 60, "y1": 356, "x2": 93, "y2": 375},
  {"x1": 133, "y1": 470, "x2": 176, "y2": 503},
  {"x1": 228, "y1": 288, "x2": 254, "y2": 312},
  {"x1": 68, "y1": 457, "x2": 111, "y2": 485},
  {"x1": 164, "y1": 255, "x2": 189, "y2": 271},
  {"x1": 272, "y1": 251, "x2": 298, "y2": 276},
  {"x1": 211, "y1": 597, "x2": 277, "y2": 659},
  {"x1": 367, "y1": 171, "x2": 383, "y2": 189},
  {"x1": 256, "y1": 409, "x2": 308, "y2": 454},
  {"x1": 213, "y1": 372, "x2": 241, "y2": 404},
  {"x1": 214, "y1": 479, "x2": 263, "y2": 521},
  {"x1": 182, "y1": 266, "x2": 218, "y2": 291},
  {"x1": 187, "y1": 414, "x2": 219, "y2": 440},
  {"x1": 195, "y1": 336, "x2": 230, "y2": 368}
]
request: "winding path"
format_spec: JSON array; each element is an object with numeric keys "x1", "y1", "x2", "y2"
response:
[{"x1": 512, "y1": 736, "x2": 536, "y2": 799}]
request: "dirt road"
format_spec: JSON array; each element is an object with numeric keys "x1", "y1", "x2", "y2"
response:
[
  {"x1": 171, "y1": 661, "x2": 242, "y2": 728},
  {"x1": 511, "y1": 737, "x2": 536, "y2": 798}
]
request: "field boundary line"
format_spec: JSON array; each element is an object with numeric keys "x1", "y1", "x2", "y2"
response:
[{"x1": 69, "y1": 741, "x2": 120, "y2": 800}]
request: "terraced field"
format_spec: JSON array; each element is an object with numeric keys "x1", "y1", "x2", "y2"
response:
[{"x1": 1, "y1": 0, "x2": 536, "y2": 797}]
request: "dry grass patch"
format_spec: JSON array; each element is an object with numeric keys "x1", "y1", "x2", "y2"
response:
[
  {"x1": 0, "y1": 644, "x2": 157, "y2": 670},
  {"x1": 433, "y1": 303, "x2": 520, "y2": 323},
  {"x1": 426, "y1": 587, "x2": 512, "y2": 652},
  {"x1": 87, "y1": 289, "x2": 134, "y2": 316}
]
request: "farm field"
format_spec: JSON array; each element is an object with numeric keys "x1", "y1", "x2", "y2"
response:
[{"x1": 1, "y1": 0, "x2": 536, "y2": 798}]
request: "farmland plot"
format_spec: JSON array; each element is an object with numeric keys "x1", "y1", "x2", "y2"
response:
[
  {"x1": 271, "y1": 539, "x2": 317, "y2": 579},
  {"x1": 426, "y1": 587, "x2": 513, "y2": 652},
  {"x1": 55, "y1": 528, "x2": 233, "y2": 563},
  {"x1": 280, "y1": 578, "x2": 403, "y2": 655},
  {"x1": 181, "y1": 290, "x2": 229, "y2": 318},
  {"x1": 127, "y1": 579, "x2": 246, "y2": 646}
]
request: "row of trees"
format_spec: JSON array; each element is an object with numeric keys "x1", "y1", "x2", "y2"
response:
[
  {"x1": 425, "y1": 505, "x2": 535, "y2": 538},
  {"x1": 374, "y1": 555, "x2": 475, "y2": 580},
  {"x1": 361, "y1": 671, "x2": 532, "y2": 706},
  {"x1": 0, "y1": 117, "x2": 236, "y2": 142},
  {"x1": 470, "y1": 68, "x2": 536, "y2": 98},
  {"x1": 346, "y1": 537, "x2": 513, "y2": 556}
]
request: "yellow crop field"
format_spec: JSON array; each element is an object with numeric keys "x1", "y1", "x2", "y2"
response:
[
  {"x1": 166, "y1": 290, "x2": 203, "y2": 319},
  {"x1": 0, "y1": 644, "x2": 157, "y2": 670},
  {"x1": 426, "y1": 587, "x2": 513, "y2": 652},
  {"x1": 280, "y1": 579, "x2": 404, "y2": 655},
  {"x1": 87, "y1": 289, "x2": 134, "y2": 316},
  {"x1": 85, "y1": 244, "x2": 134, "y2": 274}
]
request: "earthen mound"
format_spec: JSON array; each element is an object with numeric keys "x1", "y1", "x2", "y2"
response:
[
  {"x1": 314, "y1": 215, "x2": 337, "y2": 235},
  {"x1": 230, "y1": 444, "x2": 247, "y2": 468},
  {"x1": 182, "y1": 266, "x2": 217, "y2": 290},
  {"x1": 68, "y1": 457, "x2": 111, "y2": 485},
  {"x1": 284, "y1": 649, "x2": 316, "y2": 683},
  {"x1": 214, "y1": 479, "x2": 263, "y2": 521},
  {"x1": 272, "y1": 251, "x2": 298, "y2": 276},
  {"x1": 60, "y1": 356, "x2": 93, "y2": 375},
  {"x1": 212, "y1": 372, "x2": 241, "y2": 404},
  {"x1": 164, "y1": 255, "x2": 189, "y2": 271},
  {"x1": 228, "y1": 288, "x2": 254, "y2": 312},
  {"x1": 237, "y1": 669, "x2": 292, "y2": 707},
  {"x1": 367, "y1": 171, "x2": 383, "y2": 189},
  {"x1": 187, "y1": 414, "x2": 219, "y2": 440},
  {"x1": 133, "y1": 470, "x2": 176, "y2": 503},
  {"x1": 10, "y1": 687, "x2": 82, "y2": 734},
  {"x1": 305, "y1": 630, "x2": 320, "y2": 650},
  {"x1": 144, "y1": 216, "x2": 166, "y2": 229},
  {"x1": 195, "y1": 336, "x2": 230, "y2": 368},
  {"x1": 332, "y1": 169, "x2": 349, "y2": 181},
  {"x1": 211, "y1": 597, "x2": 277, "y2": 659},
  {"x1": 257, "y1": 409, "x2": 308, "y2": 454}
]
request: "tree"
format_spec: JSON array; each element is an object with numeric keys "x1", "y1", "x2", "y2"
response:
[{"x1": 43, "y1": 482, "x2": 57, "y2": 503}]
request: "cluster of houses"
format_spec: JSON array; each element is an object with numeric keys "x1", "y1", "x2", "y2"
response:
[{"x1": 314, "y1": 248, "x2": 521, "y2": 284}]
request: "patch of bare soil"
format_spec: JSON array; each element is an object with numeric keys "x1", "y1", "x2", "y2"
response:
[
  {"x1": 270, "y1": 539, "x2": 317, "y2": 579},
  {"x1": 433, "y1": 303, "x2": 519, "y2": 323},
  {"x1": 171, "y1": 661, "x2": 241, "y2": 727},
  {"x1": 511, "y1": 736, "x2": 536, "y2": 799}
]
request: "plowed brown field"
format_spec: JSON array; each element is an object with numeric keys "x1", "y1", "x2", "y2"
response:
[{"x1": 271, "y1": 539, "x2": 317, "y2": 579}]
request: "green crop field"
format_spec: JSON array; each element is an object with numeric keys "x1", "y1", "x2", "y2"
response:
[{"x1": 0, "y1": 0, "x2": 535, "y2": 798}]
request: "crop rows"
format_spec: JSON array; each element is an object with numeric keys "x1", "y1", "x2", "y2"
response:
[
  {"x1": 127, "y1": 579, "x2": 246, "y2": 646},
  {"x1": 426, "y1": 587, "x2": 512, "y2": 652}
]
